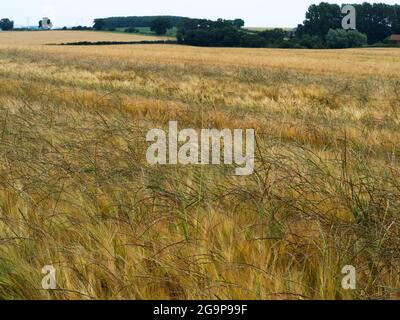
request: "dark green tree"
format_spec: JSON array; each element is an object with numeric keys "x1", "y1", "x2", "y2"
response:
[
  {"x1": 298, "y1": 2, "x2": 400, "y2": 45},
  {"x1": 176, "y1": 18, "x2": 267, "y2": 48},
  {"x1": 259, "y1": 28, "x2": 286, "y2": 46},
  {"x1": 354, "y1": 3, "x2": 393, "y2": 44},
  {"x1": 326, "y1": 29, "x2": 349, "y2": 48},
  {"x1": 299, "y1": 2, "x2": 341, "y2": 38},
  {"x1": 392, "y1": 5, "x2": 400, "y2": 33},
  {"x1": 299, "y1": 34, "x2": 325, "y2": 49},
  {"x1": 150, "y1": 17, "x2": 172, "y2": 35},
  {"x1": 233, "y1": 19, "x2": 245, "y2": 28},
  {"x1": 0, "y1": 18, "x2": 14, "y2": 31},
  {"x1": 93, "y1": 19, "x2": 106, "y2": 30},
  {"x1": 326, "y1": 28, "x2": 367, "y2": 48}
]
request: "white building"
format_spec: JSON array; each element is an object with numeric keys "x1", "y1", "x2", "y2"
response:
[{"x1": 39, "y1": 17, "x2": 53, "y2": 30}]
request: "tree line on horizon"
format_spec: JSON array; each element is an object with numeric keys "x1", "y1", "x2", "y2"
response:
[
  {"x1": 91, "y1": 2, "x2": 400, "y2": 48},
  {"x1": 175, "y1": 2, "x2": 400, "y2": 48},
  {"x1": 2, "y1": 2, "x2": 400, "y2": 48},
  {"x1": 297, "y1": 2, "x2": 400, "y2": 45},
  {"x1": 93, "y1": 16, "x2": 185, "y2": 32},
  {"x1": 0, "y1": 18, "x2": 14, "y2": 31}
]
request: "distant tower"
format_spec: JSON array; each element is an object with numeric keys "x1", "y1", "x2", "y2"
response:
[{"x1": 39, "y1": 17, "x2": 53, "y2": 30}]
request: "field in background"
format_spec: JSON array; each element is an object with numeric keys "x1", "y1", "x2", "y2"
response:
[
  {"x1": 244, "y1": 27, "x2": 268, "y2": 32},
  {"x1": 0, "y1": 30, "x2": 171, "y2": 45},
  {"x1": 122, "y1": 26, "x2": 178, "y2": 37},
  {"x1": 0, "y1": 35, "x2": 399, "y2": 299},
  {"x1": 245, "y1": 27, "x2": 294, "y2": 32}
]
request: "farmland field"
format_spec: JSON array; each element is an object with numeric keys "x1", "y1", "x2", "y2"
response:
[
  {"x1": 129, "y1": 26, "x2": 178, "y2": 37},
  {"x1": 0, "y1": 31, "x2": 399, "y2": 299},
  {"x1": 0, "y1": 30, "x2": 171, "y2": 45}
]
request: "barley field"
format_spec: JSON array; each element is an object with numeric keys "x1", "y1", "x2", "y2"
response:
[
  {"x1": 0, "y1": 31, "x2": 399, "y2": 300},
  {"x1": 0, "y1": 30, "x2": 171, "y2": 45}
]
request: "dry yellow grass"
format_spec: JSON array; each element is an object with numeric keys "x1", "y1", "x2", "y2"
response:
[
  {"x1": 0, "y1": 34, "x2": 399, "y2": 300},
  {"x1": 0, "y1": 30, "x2": 171, "y2": 45}
]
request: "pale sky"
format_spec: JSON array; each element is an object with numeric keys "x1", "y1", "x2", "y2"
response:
[{"x1": 3, "y1": 0, "x2": 400, "y2": 28}]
